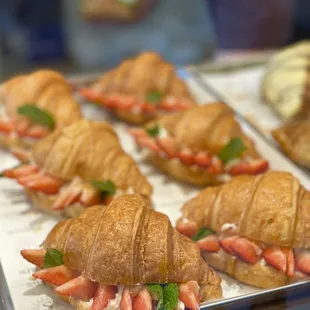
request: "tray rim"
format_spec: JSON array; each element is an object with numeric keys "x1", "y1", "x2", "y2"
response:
[{"x1": 1, "y1": 69, "x2": 310, "y2": 310}]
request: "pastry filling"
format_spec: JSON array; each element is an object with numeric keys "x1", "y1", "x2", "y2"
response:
[
  {"x1": 130, "y1": 127, "x2": 269, "y2": 176},
  {"x1": 0, "y1": 105, "x2": 55, "y2": 140},
  {"x1": 177, "y1": 220, "x2": 310, "y2": 277},
  {"x1": 21, "y1": 248, "x2": 201, "y2": 310},
  {"x1": 1, "y1": 165, "x2": 120, "y2": 211},
  {"x1": 79, "y1": 88, "x2": 194, "y2": 115}
]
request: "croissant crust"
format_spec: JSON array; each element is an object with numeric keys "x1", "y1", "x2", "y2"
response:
[
  {"x1": 42, "y1": 195, "x2": 222, "y2": 300},
  {"x1": 179, "y1": 171, "x2": 310, "y2": 249},
  {"x1": 272, "y1": 120, "x2": 310, "y2": 168},
  {"x1": 32, "y1": 119, "x2": 152, "y2": 197},
  {"x1": 0, "y1": 69, "x2": 82, "y2": 127}
]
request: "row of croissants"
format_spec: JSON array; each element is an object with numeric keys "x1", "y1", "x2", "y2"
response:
[{"x1": 0, "y1": 51, "x2": 309, "y2": 310}]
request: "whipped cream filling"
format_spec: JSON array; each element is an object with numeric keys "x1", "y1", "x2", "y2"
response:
[{"x1": 221, "y1": 223, "x2": 237, "y2": 233}]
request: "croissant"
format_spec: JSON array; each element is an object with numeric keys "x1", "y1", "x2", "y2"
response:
[
  {"x1": 130, "y1": 102, "x2": 269, "y2": 186},
  {"x1": 79, "y1": 51, "x2": 196, "y2": 124},
  {"x1": 2, "y1": 120, "x2": 152, "y2": 217},
  {"x1": 272, "y1": 120, "x2": 310, "y2": 168},
  {"x1": 0, "y1": 69, "x2": 82, "y2": 152},
  {"x1": 176, "y1": 171, "x2": 310, "y2": 289},
  {"x1": 261, "y1": 41, "x2": 310, "y2": 120},
  {"x1": 21, "y1": 194, "x2": 222, "y2": 310}
]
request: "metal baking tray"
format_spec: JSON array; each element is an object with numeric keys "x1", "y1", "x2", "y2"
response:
[{"x1": 1, "y1": 68, "x2": 310, "y2": 310}]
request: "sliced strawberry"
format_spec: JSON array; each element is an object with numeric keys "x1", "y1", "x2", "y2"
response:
[
  {"x1": 156, "y1": 137, "x2": 178, "y2": 158},
  {"x1": 137, "y1": 137, "x2": 160, "y2": 153},
  {"x1": 25, "y1": 175, "x2": 62, "y2": 195},
  {"x1": 33, "y1": 265, "x2": 78, "y2": 286},
  {"x1": 25, "y1": 125, "x2": 50, "y2": 139},
  {"x1": 194, "y1": 152, "x2": 211, "y2": 168},
  {"x1": 120, "y1": 288, "x2": 133, "y2": 310},
  {"x1": 196, "y1": 235, "x2": 220, "y2": 252},
  {"x1": 282, "y1": 248, "x2": 295, "y2": 277},
  {"x1": 20, "y1": 249, "x2": 46, "y2": 268},
  {"x1": 178, "y1": 99, "x2": 195, "y2": 110},
  {"x1": 179, "y1": 282, "x2": 199, "y2": 310},
  {"x1": 91, "y1": 284, "x2": 118, "y2": 310},
  {"x1": 219, "y1": 235, "x2": 239, "y2": 255},
  {"x1": 16, "y1": 120, "x2": 30, "y2": 135},
  {"x1": 229, "y1": 159, "x2": 269, "y2": 176},
  {"x1": 0, "y1": 119, "x2": 14, "y2": 134},
  {"x1": 158, "y1": 98, "x2": 175, "y2": 111},
  {"x1": 3, "y1": 165, "x2": 39, "y2": 179},
  {"x1": 295, "y1": 250, "x2": 310, "y2": 274},
  {"x1": 132, "y1": 287, "x2": 152, "y2": 310},
  {"x1": 178, "y1": 148, "x2": 194, "y2": 165},
  {"x1": 116, "y1": 97, "x2": 136, "y2": 111},
  {"x1": 129, "y1": 128, "x2": 148, "y2": 140},
  {"x1": 263, "y1": 247, "x2": 287, "y2": 273},
  {"x1": 55, "y1": 276, "x2": 98, "y2": 300},
  {"x1": 176, "y1": 221, "x2": 198, "y2": 238},
  {"x1": 141, "y1": 103, "x2": 156, "y2": 114},
  {"x1": 79, "y1": 88, "x2": 103, "y2": 103},
  {"x1": 207, "y1": 157, "x2": 223, "y2": 174},
  {"x1": 230, "y1": 238, "x2": 262, "y2": 264}
]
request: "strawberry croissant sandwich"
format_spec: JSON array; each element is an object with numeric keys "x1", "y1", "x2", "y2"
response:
[
  {"x1": 130, "y1": 102, "x2": 269, "y2": 186},
  {"x1": 79, "y1": 51, "x2": 196, "y2": 124},
  {"x1": 21, "y1": 195, "x2": 222, "y2": 310},
  {"x1": 177, "y1": 171, "x2": 310, "y2": 289},
  {"x1": 2, "y1": 120, "x2": 152, "y2": 217},
  {"x1": 0, "y1": 69, "x2": 82, "y2": 153}
]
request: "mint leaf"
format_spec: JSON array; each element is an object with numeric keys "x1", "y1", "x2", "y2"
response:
[
  {"x1": 44, "y1": 249, "x2": 64, "y2": 268},
  {"x1": 145, "y1": 124, "x2": 160, "y2": 137},
  {"x1": 146, "y1": 284, "x2": 163, "y2": 309},
  {"x1": 192, "y1": 227, "x2": 214, "y2": 242},
  {"x1": 163, "y1": 283, "x2": 179, "y2": 310},
  {"x1": 18, "y1": 104, "x2": 55, "y2": 129},
  {"x1": 146, "y1": 91, "x2": 163, "y2": 105},
  {"x1": 217, "y1": 137, "x2": 247, "y2": 164},
  {"x1": 91, "y1": 180, "x2": 116, "y2": 196}
]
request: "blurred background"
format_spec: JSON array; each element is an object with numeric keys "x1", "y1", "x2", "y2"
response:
[{"x1": 0, "y1": 0, "x2": 309, "y2": 78}]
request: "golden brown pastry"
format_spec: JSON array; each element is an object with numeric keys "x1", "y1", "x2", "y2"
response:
[
  {"x1": 261, "y1": 41, "x2": 310, "y2": 120},
  {"x1": 130, "y1": 102, "x2": 269, "y2": 186},
  {"x1": 0, "y1": 69, "x2": 82, "y2": 151},
  {"x1": 176, "y1": 171, "x2": 310, "y2": 289},
  {"x1": 21, "y1": 194, "x2": 222, "y2": 310},
  {"x1": 272, "y1": 120, "x2": 310, "y2": 168},
  {"x1": 1, "y1": 120, "x2": 152, "y2": 217},
  {"x1": 79, "y1": 51, "x2": 196, "y2": 124}
]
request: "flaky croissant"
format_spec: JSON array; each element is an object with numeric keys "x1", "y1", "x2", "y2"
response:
[
  {"x1": 272, "y1": 120, "x2": 310, "y2": 168},
  {"x1": 176, "y1": 171, "x2": 310, "y2": 288},
  {"x1": 130, "y1": 102, "x2": 269, "y2": 185},
  {"x1": 21, "y1": 195, "x2": 222, "y2": 310},
  {"x1": 0, "y1": 69, "x2": 82, "y2": 151},
  {"x1": 2, "y1": 120, "x2": 152, "y2": 217},
  {"x1": 79, "y1": 51, "x2": 196, "y2": 124}
]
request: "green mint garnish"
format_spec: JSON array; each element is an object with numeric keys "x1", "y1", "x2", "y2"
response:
[
  {"x1": 146, "y1": 91, "x2": 163, "y2": 105},
  {"x1": 192, "y1": 227, "x2": 215, "y2": 242},
  {"x1": 145, "y1": 124, "x2": 160, "y2": 137},
  {"x1": 162, "y1": 283, "x2": 179, "y2": 310},
  {"x1": 146, "y1": 283, "x2": 179, "y2": 310},
  {"x1": 18, "y1": 104, "x2": 55, "y2": 129},
  {"x1": 91, "y1": 180, "x2": 116, "y2": 196},
  {"x1": 44, "y1": 248, "x2": 64, "y2": 268},
  {"x1": 217, "y1": 137, "x2": 247, "y2": 164}
]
